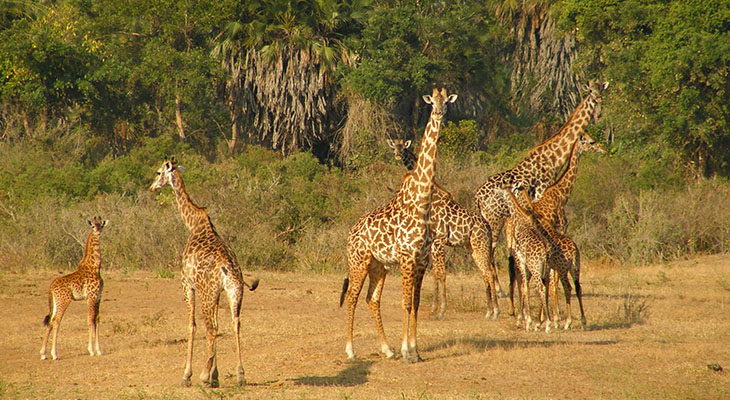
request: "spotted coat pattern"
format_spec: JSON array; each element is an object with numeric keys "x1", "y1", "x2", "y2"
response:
[
  {"x1": 150, "y1": 159, "x2": 258, "y2": 388},
  {"x1": 504, "y1": 135, "x2": 605, "y2": 319},
  {"x1": 475, "y1": 81, "x2": 609, "y2": 249},
  {"x1": 503, "y1": 189, "x2": 553, "y2": 332},
  {"x1": 40, "y1": 217, "x2": 106, "y2": 361},
  {"x1": 341, "y1": 88, "x2": 456, "y2": 363},
  {"x1": 506, "y1": 189, "x2": 587, "y2": 330},
  {"x1": 386, "y1": 139, "x2": 499, "y2": 320}
]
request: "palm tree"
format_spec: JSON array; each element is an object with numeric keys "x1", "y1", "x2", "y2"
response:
[
  {"x1": 212, "y1": 0, "x2": 369, "y2": 155},
  {"x1": 494, "y1": 0, "x2": 580, "y2": 119}
]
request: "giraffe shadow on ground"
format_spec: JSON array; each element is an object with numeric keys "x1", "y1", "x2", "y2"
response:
[
  {"x1": 289, "y1": 360, "x2": 374, "y2": 387},
  {"x1": 423, "y1": 335, "x2": 618, "y2": 360}
]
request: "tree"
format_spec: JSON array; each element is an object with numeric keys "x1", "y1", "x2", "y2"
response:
[
  {"x1": 494, "y1": 0, "x2": 581, "y2": 120},
  {"x1": 212, "y1": 0, "x2": 370, "y2": 156},
  {"x1": 559, "y1": 0, "x2": 730, "y2": 177}
]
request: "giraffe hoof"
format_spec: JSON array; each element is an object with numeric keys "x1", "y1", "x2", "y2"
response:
[
  {"x1": 40, "y1": 354, "x2": 46, "y2": 360},
  {"x1": 207, "y1": 380, "x2": 219, "y2": 388},
  {"x1": 181, "y1": 378, "x2": 192, "y2": 387}
]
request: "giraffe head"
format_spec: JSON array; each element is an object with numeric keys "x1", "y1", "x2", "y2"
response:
[
  {"x1": 422, "y1": 88, "x2": 457, "y2": 121},
  {"x1": 576, "y1": 134, "x2": 608, "y2": 156},
  {"x1": 386, "y1": 138, "x2": 412, "y2": 161},
  {"x1": 87, "y1": 216, "x2": 107, "y2": 234},
  {"x1": 149, "y1": 157, "x2": 182, "y2": 192},
  {"x1": 585, "y1": 80, "x2": 609, "y2": 121}
]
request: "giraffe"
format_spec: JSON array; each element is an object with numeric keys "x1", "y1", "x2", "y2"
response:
[
  {"x1": 340, "y1": 88, "x2": 456, "y2": 363},
  {"x1": 474, "y1": 81, "x2": 609, "y2": 250},
  {"x1": 150, "y1": 158, "x2": 259, "y2": 388},
  {"x1": 386, "y1": 138, "x2": 500, "y2": 319},
  {"x1": 40, "y1": 217, "x2": 107, "y2": 361},
  {"x1": 507, "y1": 189, "x2": 586, "y2": 330},
  {"x1": 530, "y1": 134, "x2": 607, "y2": 234},
  {"x1": 506, "y1": 134, "x2": 605, "y2": 319},
  {"x1": 501, "y1": 188, "x2": 552, "y2": 332}
]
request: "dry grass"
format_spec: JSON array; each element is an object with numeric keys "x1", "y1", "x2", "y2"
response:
[{"x1": 2, "y1": 255, "x2": 730, "y2": 399}]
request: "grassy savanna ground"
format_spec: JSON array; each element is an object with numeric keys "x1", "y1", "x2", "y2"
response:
[{"x1": 1, "y1": 255, "x2": 729, "y2": 399}]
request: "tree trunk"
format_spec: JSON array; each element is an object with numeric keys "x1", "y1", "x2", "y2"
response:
[{"x1": 174, "y1": 89, "x2": 186, "y2": 141}]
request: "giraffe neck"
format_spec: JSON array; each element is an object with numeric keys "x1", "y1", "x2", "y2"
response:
[
  {"x1": 79, "y1": 230, "x2": 101, "y2": 272},
  {"x1": 404, "y1": 115, "x2": 443, "y2": 209},
  {"x1": 526, "y1": 95, "x2": 598, "y2": 171},
  {"x1": 547, "y1": 140, "x2": 584, "y2": 206},
  {"x1": 401, "y1": 147, "x2": 417, "y2": 171},
  {"x1": 170, "y1": 171, "x2": 209, "y2": 232}
]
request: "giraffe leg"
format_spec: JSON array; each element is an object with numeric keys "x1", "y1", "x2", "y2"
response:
[
  {"x1": 398, "y1": 258, "x2": 416, "y2": 362},
  {"x1": 508, "y1": 255, "x2": 517, "y2": 316},
  {"x1": 40, "y1": 294, "x2": 55, "y2": 360},
  {"x1": 539, "y1": 265, "x2": 552, "y2": 333},
  {"x1": 199, "y1": 295, "x2": 220, "y2": 388},
  {"x1": 344, "y1": 254, "x2": 369, "y2": 360},
  {"x1": 227, "y1": 284, "x2": 245, "y2": 386},
  {"x1": 552, "y1": 269, "x2": 561, "y2": 327},
  {"x1": 521, "y1": 263, "x2": 533, "y2": 331},
  {"x1": 87, "y1": 296, "x2": 101, "y2": 356},
  {"x1": 573, "y1": 264, "x2": 587, "y2": 329},
  {"x1": 560, "y1": 272, "x2": 573, "y2": 330},
  {"x1": 365, "y1": 262, "x2": 394, "y2": 359},
  {"x1": 430, "y1": 242, "x2": 447, "y2": 319},
  {"x1": 48, "y1": 296, "x2": 70, "y2": 361},
  {"x1": 181, "y1": 285, "x2": 195, "y2": 387},
  {"x1": 472, "y1": 237, "x2": 498, "y2": 320},
  {"x1": 406, "y1": 264, "x2": 426, "y2": 363}
]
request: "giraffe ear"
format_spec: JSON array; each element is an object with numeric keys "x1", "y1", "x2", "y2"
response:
[
  {"x1": 88, "y1": 219, "x2": 92, "y2": 226},
  {"x1": 446, "y1": 94, "x2": 458, "y2": 103},
  {"x1": 602, "y1": 81, "x2": 609, "y2": 90},
  {"x1": 386, "y1": 139, "x2": 395, "y2": 148},
  {"x1": 422, "y1": 95, "x2": 433, "y2": 104},
  {"x1": 405, "y1": 140, "x2": 412, "y2": 148}
]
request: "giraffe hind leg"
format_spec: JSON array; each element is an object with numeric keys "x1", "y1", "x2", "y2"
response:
[
  {"x1": 199, "y1": 295, "x2": 220, "y2": 388},
  {"x1": 48, "y1": 293, "x2": 71, "y2": 361},
  {"x1": 87, "y1": 297, "x2": 102, "y2": 356},
  {"x1": 181, "y1": 285, "x2": 195, "y2": 387},
  {"x1": 344, "y1": 253, "x2": 370, "y2": 360},
  {"x1": 430, "y1": 243, "x2": 447, "y2": 319},
  {"x1": 366, "y1": 262, "x2": 394, "y2": 358},
  {"x1": 226, "y1": 282, "x2": 246, "y2": 386}
]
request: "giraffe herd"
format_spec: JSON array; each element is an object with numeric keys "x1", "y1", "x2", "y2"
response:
[{"x1": 38, "y1": 82, "x2": 609, "y2": 387}]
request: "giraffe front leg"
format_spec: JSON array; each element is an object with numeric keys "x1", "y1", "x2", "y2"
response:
[
  {"x1": 407, "y1": 267, "x2": 426, "y2": 363},
  {"x1": 399, "y1": 261, "x2": 416, "y2": 362},
  {"x1": 181, "y1": 287, "x2": 195, "y2": 387}
]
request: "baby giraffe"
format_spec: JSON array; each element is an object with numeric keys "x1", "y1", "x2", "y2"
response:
[{"x1": 40, "y1": 216, "x2": 107, "y2": 360}]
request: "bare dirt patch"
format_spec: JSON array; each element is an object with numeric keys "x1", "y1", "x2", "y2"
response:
[{"x1": 2, "y1": 255, "x2": 729, "y2": 399}]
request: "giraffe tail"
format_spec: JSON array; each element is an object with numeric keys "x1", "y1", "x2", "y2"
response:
[
  {"x1": 43, "y1": 292, "x2": 53, "y2": 326},
  {"x1": 244, "y1": 278, "x2": 259, "y2": 291},
  {"x1": 339, "y1": 278, "x2": 349, "y2": 307}
]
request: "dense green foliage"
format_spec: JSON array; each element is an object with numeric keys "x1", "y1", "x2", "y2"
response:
[
  {"x1": 1, "y1": 0, "x2": 730, "y2": 273},
  {"x1": 559, "y1": 0, "x2": 730, "y2": 176}
]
